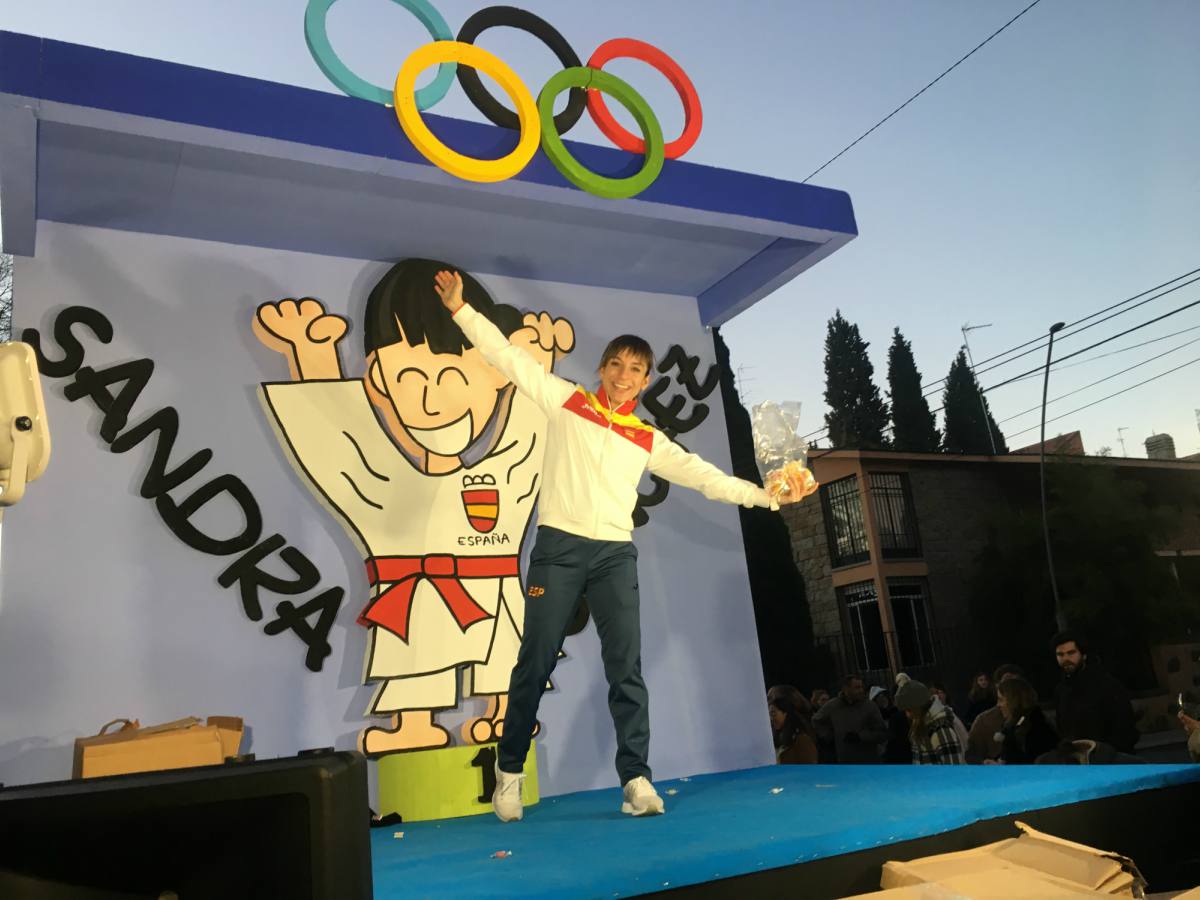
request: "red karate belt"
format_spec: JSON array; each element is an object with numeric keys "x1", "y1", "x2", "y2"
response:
[{"x1": 358, "y1": 554, "x2": 519, "y2": 643}]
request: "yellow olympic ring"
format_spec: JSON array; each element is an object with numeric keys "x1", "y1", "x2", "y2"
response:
[{"x1": 394, "y1": 41, "x2": 540, "y2": 184}]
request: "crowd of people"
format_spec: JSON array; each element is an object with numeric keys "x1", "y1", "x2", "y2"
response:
[{"x1": 769, "y1": 630, "x2": 1199, "y2": 766}]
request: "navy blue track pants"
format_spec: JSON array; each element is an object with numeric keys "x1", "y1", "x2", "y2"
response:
[{"x1": 497, "y1": 526, "x2": 650, "y2": 785}]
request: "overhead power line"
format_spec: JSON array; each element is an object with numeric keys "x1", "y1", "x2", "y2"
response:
[
  {"x1": 919, "y1": 267, "x2": 1200, "y2": 393},
  {"x1": 965, "y1": 272, "x2": 1200, "y2": 386},
  {"x1": 809, "y1": 352, "x2": 1200, "y2": 457},
  {"x1": 996, "y1": 321, "x2": 1200, "y2": 387},
  {"x1": 994, "y1": 332, "x2": 1200, "y2": 426},
  {"x1": 1042, "y1": 321, "x2": 1200, "y2": 371},
  {"x1": 802, "y1": 0, "x2": 1045, "y2": 184},
  {"x1": 978, "y1": 293, "x2": 1200, "y2": 396},
  {"x1": 1005, "y1": 355, "x2": 1200, "y2": 441},
  {"x1": 800, "y1": 288, "x2": 1200, "y2": 445},
  {"x1": 967, "y1": 266, "x2": 1200, "y2": 368}
]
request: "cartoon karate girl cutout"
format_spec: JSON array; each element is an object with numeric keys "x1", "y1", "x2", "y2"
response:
[{"x1": 254, "y1": 259, "x2": 573, "y2": 755}]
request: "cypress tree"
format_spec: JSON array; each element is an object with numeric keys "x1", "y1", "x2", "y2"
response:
[
  {"x1": 941, "y1": 349, "x2": 1009, "y2": 454},
  {"x1": 823, "y1": 311, "x2": 890, "y2": 449},
  {"x1": 887, "y1": 328, "x2": 939, "y2": 452}
]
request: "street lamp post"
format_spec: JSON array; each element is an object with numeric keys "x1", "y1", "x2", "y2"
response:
[{"x1": 1041, "y1": 321, "x2": 1067, "y2": 630}]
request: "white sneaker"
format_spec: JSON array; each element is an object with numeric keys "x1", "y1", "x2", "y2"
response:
[
  {"x1": 492, "y1": 762, "x2": 524, "y2": 822},
  {"x1": 620, "y1": 776, "x2": 665, "y2": 817}
]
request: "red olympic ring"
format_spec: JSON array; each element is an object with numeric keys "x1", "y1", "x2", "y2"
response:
[{"x1": 586, "y1": 38, "x2": 703, "y2": 160}]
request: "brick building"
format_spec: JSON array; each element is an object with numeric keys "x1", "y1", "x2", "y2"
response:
[{"x1": 781, "y1": 449, "x2": 1200, "y2": 692}]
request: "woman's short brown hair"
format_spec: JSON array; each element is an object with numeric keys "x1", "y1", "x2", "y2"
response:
[{"x1": 599, "y1": 335, "x2": 654, "y2": 373}]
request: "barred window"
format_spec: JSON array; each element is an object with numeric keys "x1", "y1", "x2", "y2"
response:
[
  {"x1": 839, "y1": 580, "x2": 888, "y2": 673},
  {"x1": 870, "y1": 472, "x2": 921, "y2": 559},
  {"x1": 889, "y1": 578, "x2": 936, "y2": 668},
  {"x1": 821, "y1": 475, "x2": 870, "y2": 567}
]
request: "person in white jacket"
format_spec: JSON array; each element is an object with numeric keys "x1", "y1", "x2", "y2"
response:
[{"x1": 434, "y1": 270, "x2": 802, "y2": 822}]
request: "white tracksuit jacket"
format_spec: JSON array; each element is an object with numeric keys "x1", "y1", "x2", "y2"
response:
[{"x1": 453, "y1": 303, "x2": 775, "y2": 542}]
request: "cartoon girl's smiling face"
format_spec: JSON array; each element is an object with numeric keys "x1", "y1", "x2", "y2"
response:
[{"x1": 368, "y1": 337, "x2": 507, "y2": 457}]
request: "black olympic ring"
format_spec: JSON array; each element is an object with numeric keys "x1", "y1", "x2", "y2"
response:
[{"x1": 455, "y1": 5, "x2": 588, "y2": 134}]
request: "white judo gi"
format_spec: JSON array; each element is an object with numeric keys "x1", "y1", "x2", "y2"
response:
[{"x1": 262, "y1": 379, "x2": 546, "y2": 713}]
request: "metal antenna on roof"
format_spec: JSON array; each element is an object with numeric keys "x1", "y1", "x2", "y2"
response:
[{"x1": 962, "y1": 323, "x2": 997, "y2": 455}]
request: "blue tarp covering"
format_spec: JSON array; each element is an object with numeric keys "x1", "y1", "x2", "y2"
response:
[{"x1": 372, "y1": 762, "x2": 1200, "y2": 899}]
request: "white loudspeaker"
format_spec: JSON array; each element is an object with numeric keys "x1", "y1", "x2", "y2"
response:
[{"x1": 0, "y1": 341, "x2": 50, "y2": 506}]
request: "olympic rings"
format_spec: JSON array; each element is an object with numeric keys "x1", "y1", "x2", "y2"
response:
[
  {"x1": 394, "y1": 41, "x2": 540, "y2": 183},
  {"x1": 456, "y1": 6, "x2": 587, "y2": 135},
  {"x1": 539, "y1": 68, "x2": 664, "y2": 200},
  {"x1": 305, "y1": 1, "x2": 703, "y2": 197},
  {"x1": 586, "y1": 38, "x2": 703, "y2": 160},
  {"x1": 305, "y1": 0, "x2": 456, "y2": 109}
]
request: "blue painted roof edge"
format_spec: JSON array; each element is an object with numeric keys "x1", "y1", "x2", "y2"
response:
[{"x1": 0, "y1": 30, "x2": 858, "y2": 240}]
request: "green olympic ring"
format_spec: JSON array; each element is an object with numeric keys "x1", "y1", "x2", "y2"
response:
[
  {"x1": 304, "y1": 0, "x2": 456, "y2": 109},
  {"x1": 538, "y1": 68, "x2": 664, "y2": 201}
]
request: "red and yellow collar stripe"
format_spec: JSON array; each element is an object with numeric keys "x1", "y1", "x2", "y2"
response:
[
  {"x1": 563, "y1": 387, "x2": 656, "y2": 451},
  {"x1": 580, "y1": 388, "x2": 654, "y2": 431}
]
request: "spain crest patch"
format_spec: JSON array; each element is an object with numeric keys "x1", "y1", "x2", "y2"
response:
[{"x1": 462, "y1": 474, "x2": 499, "y2": 533}]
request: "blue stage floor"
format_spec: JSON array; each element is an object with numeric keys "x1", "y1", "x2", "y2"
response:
[{"x1": 370, "y1": 763, "x2": 1200, "y2": 899}]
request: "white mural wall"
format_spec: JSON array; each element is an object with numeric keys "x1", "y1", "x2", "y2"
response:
[{"x1": 0, "y1": 221, "x2": 774, "y2": 797}]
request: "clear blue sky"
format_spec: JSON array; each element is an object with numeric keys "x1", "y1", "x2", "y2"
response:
[{"x1": 5, "y1": 0, "x2": 1199, "y2": 456}]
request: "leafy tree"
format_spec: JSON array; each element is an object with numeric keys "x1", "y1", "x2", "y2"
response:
[
  {"x1": 968, "y1": 462, "x2": 1195, "y2": 690},
  {"x1": 942, "y1": 349, "x2": 1008, "y2": 454},
  {"x1": 823, "y1": 311, "x2": 889, "y2": 449},
  {"x1": 887, "y1": 328, "x2": 939, "y2": 452},
  {"x1": 0, "y1": 253, "x2": 11, "y2": 342}
]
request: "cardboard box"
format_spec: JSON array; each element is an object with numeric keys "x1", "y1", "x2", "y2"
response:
[
  {"x1": 878, "y1": 822, "x2": 1146, "y2": 898},
  {"x1": 841, "y1": 882, "x2": 964, "y2": 899},
  {"x1": 843, "y1": 867, "x2": 1119, "y2": 898},
  {"x1": 73, "y1": 716, "x2": 244, "y2": 779}
]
